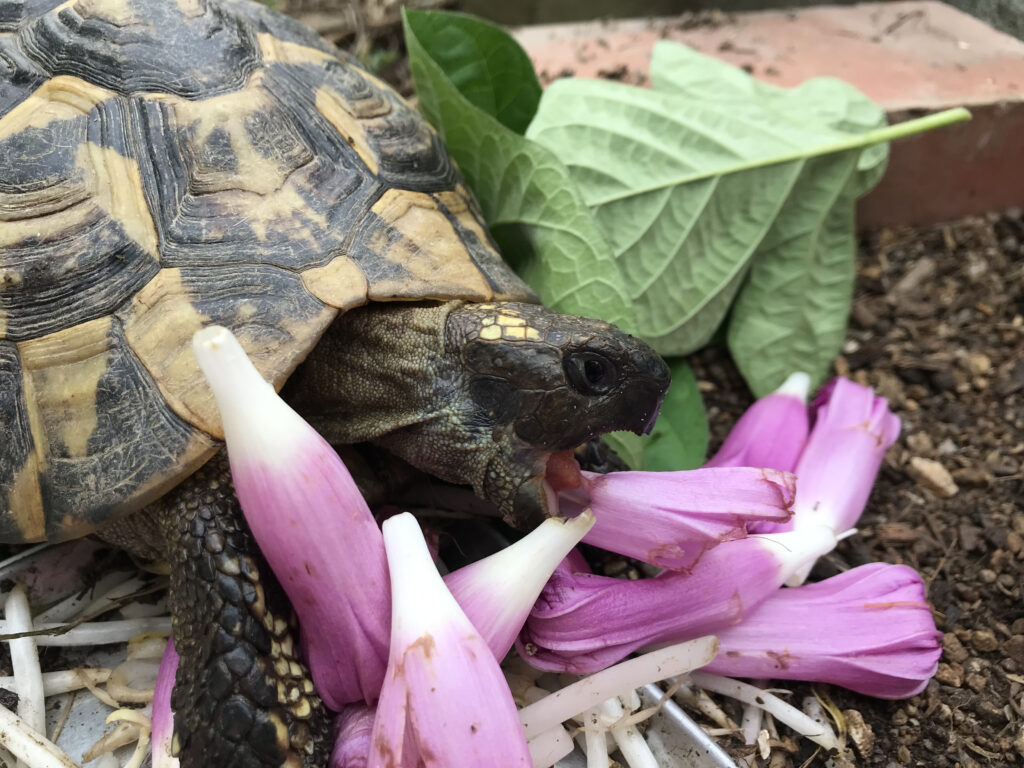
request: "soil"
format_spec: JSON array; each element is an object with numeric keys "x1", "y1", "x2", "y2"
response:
[{"x1": 691, "y1": 211, "x2": 1024, "y2": 767}]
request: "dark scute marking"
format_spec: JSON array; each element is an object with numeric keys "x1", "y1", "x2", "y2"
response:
[
  {"x1": 0, "y1": 98, "x2": 160, "y2": 342},
  {"x1": 133, "y1": 84, "x2": 380, "y2": 270},
  {"x1": 278, "y1": 56, "x2": 458, "y2": 191},
  {"x1": 19, "y1": 0, "x2": 259, "y2": 98},
  {"x1": 0, "y1": 2, "x2": 23, "y2": 31},
  {"x1": 36, "y1": 319, "x2": 201, "y2": 537},
  {"x1": 219, "y1": 696, "x2": 255, "y2": 741},
  {"x1": 196, "y1": 126, "x2": 238, "y2": 176},
  {"x1": 217, "y1": 0, "x2": 339, "y2": 57},
  {"x1": 168, "y1": 264, "x2": 330, "y2": 342},
  {"x1": 0, "y1": 341, "x2": 36, "y2": 541},
  {"x1": 0, "y1": 35, "x2": 47, "y2": 111},
  {"x1": 346, "y1": 208, "x2": 413, "y2": 287}
]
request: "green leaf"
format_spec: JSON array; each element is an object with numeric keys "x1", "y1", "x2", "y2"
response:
[
  {"x1": 727, "y1": 153, "x2": 860, "y2": 396},
  {"x1": 403, "y1": 9, "x2": 635, "y2": 330},
  {"x1": 602, "y1": 359, "x2": 707, "y2": 470},
  {"x1": 525, "y1": 41, "x2": 965, "y2": 379},
  {"x1": 402, "y1": 9, "x2": 542, "y2": 134}
]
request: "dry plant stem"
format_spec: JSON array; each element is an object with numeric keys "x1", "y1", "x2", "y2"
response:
[
  {"x1": 83, "y1": 721, "x2": 139, "y2": 761},
  {"x1": 527, "y1": 725, "x2": 575, "y2": 768},
  {"x1": 78, "y1": 576, "x2": 150, "y2": 621},
  {"x1": 518, "y1": 636, "x2": 718, "y2": 740},
  {"x1": 36, "y1": 571, "x2": 135, "y2": 623},
  {"x1": 0, "y1": 668, "x2": 113, "y2": 696},
  {"x1": 688, "y1": 672, "x2": 839, "y2": 751},
  {"x1": 5, "y1": 584, "x2": 45, "y2": 768},
  {"x1": 107, "y1": 709, "x2": 152, "y2": 768},
  {"x1": 582, "y1": 708, "x2": 610, "y2": 768},
  {"x1": 0, "y1": 617, "x2": 171, "y2": 644},
  {"x1": 600, "y1": 697, "x2": 658, "y2": 768},
  {"x1": 640, "y1": 684, "x2": 738, "y2": 768},
  {"x1": 0, "y1": 704, "x2": 79, "y2": 768}
]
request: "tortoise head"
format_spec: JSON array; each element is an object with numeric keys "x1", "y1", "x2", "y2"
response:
[
  {"x1": 289, "y1": 301, "x2": 669, "y2": 529},
  {"x1": 444, "y1": 302, "x2": 670, "y2": 527}
]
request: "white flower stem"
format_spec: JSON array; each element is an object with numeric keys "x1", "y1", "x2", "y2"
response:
[
  {"x1": 0, "y1": 617, "x2": 171, "y2": 646},
  {"x1": 688, "y1": 672, "x2": 838, "y2": 751},
  {"x1": 601, "y1": 697, "x2": 658, "y2": 768},
  {"x1": 36, "y1": 570, "x2": 136, "y2": 623},
  {"x1": 519, "y1": 636, "x2": 718, "y2": 740},
  {"x1": 5, "y1": 584, "x2": 44, "y2": 768},
  {"x1": 526, "y1": 725, "x2": 574, "y2": 768},
  {"x1": 0, "y1": 704, "x2": 78, "y2": 768},
  {"x1": 0, "y1": 668, "x2": 113, "y2": 696},
  {"x1": 582, "y1": 707, "x2": 610, "y2": 768}
]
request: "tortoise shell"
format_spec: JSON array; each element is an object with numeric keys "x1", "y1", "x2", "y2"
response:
[{"x1": 0, "y1": 0, "x2": 535, "y2": 542}]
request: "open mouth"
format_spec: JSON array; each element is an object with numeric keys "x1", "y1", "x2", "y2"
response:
[{"x1": 542, "y1": 449, "x2": 585, "y2": 518}]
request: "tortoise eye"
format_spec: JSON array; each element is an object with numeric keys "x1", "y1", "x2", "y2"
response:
[{"x1": 564, "y1": 352, "x2": 618, "y2": 395}]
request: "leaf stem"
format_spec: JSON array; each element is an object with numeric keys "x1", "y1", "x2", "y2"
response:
[{"x1": 592, "y1": 107, "x2": 971, "y2": 206}]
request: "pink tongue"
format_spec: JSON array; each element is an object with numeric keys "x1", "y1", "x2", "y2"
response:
[{"x1": 546, "y1": 450, "x2": 582, "y2": 492}]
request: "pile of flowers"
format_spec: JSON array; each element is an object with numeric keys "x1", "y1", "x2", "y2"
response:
[{"x1": 170, "y1": 327, "x2": 940, "y2": 766}]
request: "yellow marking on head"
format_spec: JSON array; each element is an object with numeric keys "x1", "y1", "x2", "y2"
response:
[
  {"x1": 18, "y1": 316, "x2": 111, "y2": 460},
  {"x1": 77, "y1": 142, "x2": 159, "y2": 258},
  {"x1": 314, "y1": 87, "x2": 380, "y2": 175},
  {"x1": 74, "y1": 0, "x2": 136, "y2": 24},
  {"x1": 481, "y1": 316, "x2": 495, "y2": 326},
  {"x1": 479, "y1": 325, "x2": 502, "y2": 341},
  {"x1": 503, "y1": 326, "x2": 527, "y2": 340},
  {"x1": 300, "y1": 255, "x2": 369, "y2": 310},
  {"x1": 0, "y1": 76, "x2": 113, "y2": 140},
  {"x1": 496, "y1": 314, "x2": 526, "y2": 327},
  {"x1": 5, "y1": 459, "x2": 46, "y2": 542},
  {"x1": 122, "y1": 269, "x2": 336, "y2": 439},
  {"x1": 365, "y1": 189, "x2": 493, "y2": 302},
  {"x1": 525, "y1": 327, "x2": 542, "y2": 341}
]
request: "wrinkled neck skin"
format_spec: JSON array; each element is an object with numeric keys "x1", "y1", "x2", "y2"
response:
[
  {"x1": 285, "y1": 301, "x2": 534, "y2": 519},
  {"x1": 285, "y1": 300, "x2": 670, "y2": 528}
]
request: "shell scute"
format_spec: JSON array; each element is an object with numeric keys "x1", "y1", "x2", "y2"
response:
[
  {"x1": 17, "y1": 315, "x2": 217, "y2": 540},
  {"x1": 0, "y1": 339, "x2": 44, "y2": 541},
  {"x1": 20, "y1": 0, "x2": 260, "y2": 98},
  {"x1": 0, "y1": 87, "x2": 160, "y2": 341}
]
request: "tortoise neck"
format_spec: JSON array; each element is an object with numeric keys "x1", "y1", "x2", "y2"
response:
[{"x1": 283, "y1": 301, "x2": 461, "y2": 446}]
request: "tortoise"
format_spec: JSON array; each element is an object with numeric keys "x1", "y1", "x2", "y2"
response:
[{"x1": 0, "y1": 0, "x2": 670, "y2": 765}]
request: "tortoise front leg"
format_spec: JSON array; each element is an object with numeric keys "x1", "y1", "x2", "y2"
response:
[{"x1": 120, "y1": 454, "x2": 332, "y2": 767}]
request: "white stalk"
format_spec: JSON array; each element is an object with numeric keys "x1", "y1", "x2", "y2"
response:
[
  {"x1": 581, "y1": 707, "x2": 610, "y2": 768},
  {"x1": 0, "y1": 704, "x2": 78, "y2": 768},
  {"x1": 688, "y1": 672, "x2": 838, "y2": 751},
  {"x1": 6, "y1": 584, "x2": 44, "y2": 768},
  {"x1": 527, "y1": 725, "x2": 574, "y2": 768},
  {"x1": 0, "y1": 617, "x2": 171, "y2": 645},
  {"x1": 36, "y1": 570, "x2": 136, "y2": 623},
  {"x1": 0, "y1": 668, "x2": 112, "y2": 696},
  {"x1": 77, "y1": 576, "x2": 150, "y2": 621},
  {"x1": 601, "y1": 697, "x2": 658, "y2": 768},
  {"x1": 519, "y1": 636, "x2": 717, "y2": 740}
]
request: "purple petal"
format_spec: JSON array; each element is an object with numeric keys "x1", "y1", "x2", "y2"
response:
[
  {"x1": 705, "y1": 563, "x2": 941, "y2": 698},
  {"x1": 519, "y1": 527, "x2": 835, "y2": 674},
  {"x1": 370, "y1": 513, "x2": 531, "y2": 768},
  {"x1": 152, "y1": 639, "x2": 179, "y2": 768},
  {"x1": 194, "y1": 326, "x2": 390, "y2": 708},
  {"x1": 566, "y1": 467, "x2": 794, "y2": 571},
  {"x1": 444, "y1": 511, "x2": 594, "y2": 660},
  {"x1": 706, "y1": 372, "x2": 811, "y2": 472},
  {"x1": 331, "y1": 704, "x2": 375, "y2": 768},
  {"x1": 761, "y1": 377, "x2": 900, "y2": 537}
]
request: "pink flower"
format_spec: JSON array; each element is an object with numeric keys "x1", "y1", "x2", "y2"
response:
[
  {"x1": 560, "y1": 467, "x2": 794, "y2": 571},
  {"x1": 152, "y1": 639, "x2": 179, "y2": 768},
  {"x1": 331, "y1": 704, "x2": 375, "y2": 768},
  {"x1": 444, "y1": 510, "x2": 595, "y2": 660},
  {"x1": 370, "y1": 513, "x2": 531, "y2": 768},
  {"x1": 704, "y1": 563, "x2": 942, "y2": 698},
  {"x1": 518, "y1": 526, "x2": 836, "y2": 674},
  {"x1": 193, "y1": 326, "x2": 390, "y2": 708},
  {"x1": 705, "y1": 372, "x2": 811, "y2": 472}
]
